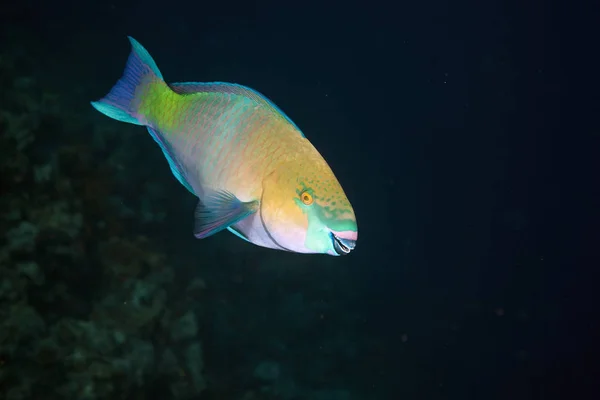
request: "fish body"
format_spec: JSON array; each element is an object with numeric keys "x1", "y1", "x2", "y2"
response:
[{"x1": 92, "y1": 37, "x2": 357, "y2": 255}]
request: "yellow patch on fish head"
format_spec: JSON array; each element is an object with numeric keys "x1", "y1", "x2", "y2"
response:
[{"x1": 261, "y1": 157, "x2": 358, "y2": 256}]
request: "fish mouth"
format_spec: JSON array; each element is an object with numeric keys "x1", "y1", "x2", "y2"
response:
[{"x1": 331, "y1": 233, "x2": 356, "y2": 255}]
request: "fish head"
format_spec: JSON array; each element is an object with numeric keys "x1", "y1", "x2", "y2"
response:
[{"x1": 261, "y1": 159, "x2": 357, "y2": 256}]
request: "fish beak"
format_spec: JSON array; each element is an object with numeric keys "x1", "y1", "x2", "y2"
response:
[{"x1": 331, "y1": 232, "x2": 356, "y2": 255}]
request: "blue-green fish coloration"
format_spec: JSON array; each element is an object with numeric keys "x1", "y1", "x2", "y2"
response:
[{"x1": 91, "y1": 37, "x2": 357, "y2": 255}]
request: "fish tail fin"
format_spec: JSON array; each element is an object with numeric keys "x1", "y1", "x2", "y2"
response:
[{"x1": 91, "y1": 36, "x2": 169, "y2": 125}]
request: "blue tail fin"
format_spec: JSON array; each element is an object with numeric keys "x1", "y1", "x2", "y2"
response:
[{"x1": 91, "y1": 36, "x2": 164, "y2": 125}]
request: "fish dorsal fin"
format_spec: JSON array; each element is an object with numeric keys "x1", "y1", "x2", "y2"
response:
[{"x1": 169, "y1": 81, "x2": 305, "y2": 137}]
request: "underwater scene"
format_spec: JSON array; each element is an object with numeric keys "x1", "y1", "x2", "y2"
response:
[{"x1": 0, "y1": 1, "x2": 593, "y2": 399}]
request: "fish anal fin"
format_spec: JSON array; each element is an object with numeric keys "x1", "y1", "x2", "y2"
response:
[{"x1": 146, "y1": 127, "x2": 194, "y2": 194}]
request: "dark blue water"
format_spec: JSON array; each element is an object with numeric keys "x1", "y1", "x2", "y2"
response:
[{"x1": 0, "y1": 0, "x2": 596, "y2": 399}]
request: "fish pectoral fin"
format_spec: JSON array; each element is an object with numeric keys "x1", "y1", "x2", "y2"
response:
[{"x1": 193, "y1": 190, "x2": 258, "y2": 239}]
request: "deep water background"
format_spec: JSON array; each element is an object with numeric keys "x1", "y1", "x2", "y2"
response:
[{"x1": 1, "y1": 0, "x2": 598, "y2": 399}]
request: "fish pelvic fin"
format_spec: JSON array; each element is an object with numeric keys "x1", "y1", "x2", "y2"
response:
[{"x1": 91, "y1": 36, "x2": 168, "y2": 125}]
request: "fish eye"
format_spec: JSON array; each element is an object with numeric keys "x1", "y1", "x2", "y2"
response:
[{"x1": 300, "y1": 191, "x2": 313, "y2": 205}]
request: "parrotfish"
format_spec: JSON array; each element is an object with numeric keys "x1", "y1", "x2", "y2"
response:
[{"x1": 91, "y1": 37, "x2": 357, "y2": 255}]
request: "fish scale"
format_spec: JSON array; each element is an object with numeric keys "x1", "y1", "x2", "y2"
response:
[{"x1": 160, "y1": 92, "x2": 291, "y2": 198}]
